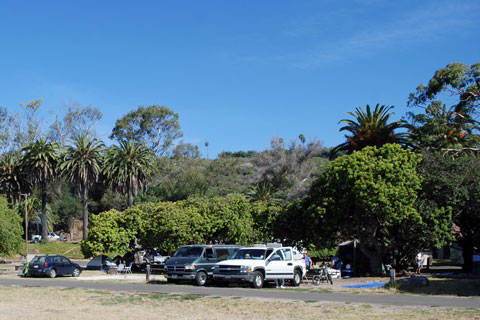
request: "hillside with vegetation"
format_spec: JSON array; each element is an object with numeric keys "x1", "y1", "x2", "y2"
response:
[{"x1": 0, "y1": 62, "x2": 479, "y2": 275}]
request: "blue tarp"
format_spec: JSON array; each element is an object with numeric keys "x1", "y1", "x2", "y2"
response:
[{"x1": 342, "y1": 281, "x2": 388, "y2": 288}]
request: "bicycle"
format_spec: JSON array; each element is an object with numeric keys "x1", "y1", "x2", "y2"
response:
[{"x1": 310, "y1": 264, "x2": 333, "y2": 285}]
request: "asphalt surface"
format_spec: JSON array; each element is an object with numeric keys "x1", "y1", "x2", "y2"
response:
[{"x1": 0, "y1": 277, "x2": 479, "y2": 309}]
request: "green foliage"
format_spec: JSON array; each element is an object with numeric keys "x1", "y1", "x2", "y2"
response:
[
  {"x1": 60, "y1": 135, "x2": 104, "y2": 239},
  {"x1": 252, "y1": 137, "x2": 325, "y2": 201},
  {"x1": 140, "y1": 201, "x2": 206, "y2": 253},
  {"x1": 29, "y1": 242, "x2": 84, "y2": 259},
  {"x1": 408, "y1": 62, "x2": 480, "y2": 116},
  {"x1": 206, "y1": 157, "x2": 255, "y2": 196},
  {"x1": 103, "y1": 139, "x2": 155, "y2": 207},
  {"x1": 21, "y1": 138, "x2": 60, "y2": 238},
  {"x1": 84, "y1": 195, "x2": 268, "y2": 255},
  {"x1": 172, "y1": 143, "x2": 200, "y2": 159},
  {"x1": 218, "y1": 151, "x2": 257, "y2": 158},
  {"x1": 141, "y1": 157, "x2": 210, "y2": 202},
  {"x1": 419, "y1": 150, "x2": 480, "y2": 271},
  {"x1": 0, "y1": 107, "x2": 12, "y2": 153},
  {"x1": 48, "y1": 179, "x2": 82, "y2": 233},
  {"x1": 407, "y1": 62, "x2": 480, "y2": 150},
  {"x1": 332, "y1": 104, "x2": 410, "y2": 156},
  {"x1": 80, "y1": 208, "x2": 142, "y2": 257},
  {"x1": 188, "y1": 195, "x2": 261, "y2": 245},
  {"x1": 0, "y1": 197, "x2": 24, "y2": 256},
  {"x1": 110, "y1": 105, "x2": 182, "y2": 156},
  {"x1": 47, "y1": 103, "x2": 102, "y2": 146},
  {"x1": 294, "y1": 144, "x2": 450, "y2": 275},
  {"x1": 250, "y1": 200, "x2": 281, "y2": 242},
  {"x1": 0, "y1": 154, "x2": 22, "y2": 205}
]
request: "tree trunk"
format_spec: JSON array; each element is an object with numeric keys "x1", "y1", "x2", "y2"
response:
[
  {"x1": 41, "y1": 185, "x2": 48, "y2": 240},
  {"x1": 6, "y1": 190, "x2": 12, "y2": 208},
  {"x1": 128, "y1": 186, "x2": 133, "y2": 207},
  {"x1": 82, "y1": 186, "x2": 89, "y2": 240}
]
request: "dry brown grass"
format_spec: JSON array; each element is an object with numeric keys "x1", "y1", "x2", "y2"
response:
[{"x1": 1, "y1": 285, "x2": 479, "y2": 320}]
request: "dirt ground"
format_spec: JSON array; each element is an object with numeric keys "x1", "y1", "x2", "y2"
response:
[
  {"x1": 1, "y1": 264, "x2": 479, "y2": 319},
  {"x1": 1, "y1": 285, "x2": 479, "y2": 320}
]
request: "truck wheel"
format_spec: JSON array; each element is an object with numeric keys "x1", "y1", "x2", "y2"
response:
[
  {"x1": 195, "y1": 271, "x2": 208, "y2": 286},
  {"x1": 48, "y1": 269, "x2": 57, "y2": 278},
  {"x1": 292, "y1": 270, "x2": 302, "y2": 287},
  {"x1": 252, "y1": 271, "x2": 264, "y2": 288}
]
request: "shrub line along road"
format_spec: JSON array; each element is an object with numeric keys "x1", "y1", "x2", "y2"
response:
[{"x1": 0, "y1": 278, "x2": 479, "y2": 309}]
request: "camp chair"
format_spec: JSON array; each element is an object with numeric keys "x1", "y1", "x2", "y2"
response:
[
  {"x1": 117, "y1": 263, "x2": 125, "y2": 273},
  {"x1": 123, "y1": 262, "x2": 133, "y2": 274}
]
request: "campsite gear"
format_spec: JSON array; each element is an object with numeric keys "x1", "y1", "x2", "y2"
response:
[{"x1": 86, "y1": 255, "x2": 117, "y2": 271}]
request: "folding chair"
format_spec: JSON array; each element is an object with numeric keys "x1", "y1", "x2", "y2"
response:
[
  {"x1": 123, "y1": 262, "x2": 133, "y2": 274},
  {"x1": 117, "y1": 263, "x2": 125, "y2": 273}
]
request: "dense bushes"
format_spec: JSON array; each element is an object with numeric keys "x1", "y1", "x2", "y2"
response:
[
  {"x1": 0, "y1": 197, "x2": 24, "y2": 256},
  {"x1": 81, "y1": 194, "x2": 280, "y2": 257}
]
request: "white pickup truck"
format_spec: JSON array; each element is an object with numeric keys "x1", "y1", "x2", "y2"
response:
[{"x1": 213, "y1": 245, "x2": 305, "y2": 288}]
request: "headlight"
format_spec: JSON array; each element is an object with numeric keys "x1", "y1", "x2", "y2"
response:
[
  {"x1": 240, "y1": 265, "x2": 252, "y2": 273},
  {"x1": 185, "y1": 264, "x2": 196, "y2": 271}
]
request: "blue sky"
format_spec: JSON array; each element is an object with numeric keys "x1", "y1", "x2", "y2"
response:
[{"x1": 1, "y1": 0, "x2": 479, "y2": 157}]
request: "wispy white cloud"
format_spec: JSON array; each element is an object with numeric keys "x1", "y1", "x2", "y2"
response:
[
  {"x1": 224, "y1": 1, "x2": 479, "y2": 69},
  {"x1": 290, "y1": 1, "x2": 480, "y2": 68}
]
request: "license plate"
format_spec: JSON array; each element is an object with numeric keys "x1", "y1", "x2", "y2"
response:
[
  {"x1": 171, "y1": 274, "x2": 177, "y2": 279},
  {"x1": 33, "y1": 265, "x2": 38, "y2": 269},
  {"x1": 225, "y1": 275, "x2": 231, "y2": 279}
]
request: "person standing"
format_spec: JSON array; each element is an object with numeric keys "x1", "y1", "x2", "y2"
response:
[
  {"x1": 303, "y1": 251, "x2": 312, "y2": 270},
  {"x1": 275, "y1": 278, "x2": 285, "y2": 288},
  {"x1": 416, "y1": 250, "x2": 423, "y2": 274}
]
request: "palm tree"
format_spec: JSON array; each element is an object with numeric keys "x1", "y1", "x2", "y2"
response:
[
  {"x1": 103, "y1": 139, "x2": 155, "y2": 207},
  {"x1": 0, "y1": 154, "x2": 22, "y2": 206},
  {"x1": 332, "y1": 104, "x2": 409, "y2": 156},
  {"x1": 407, "y1": 102, "x2": 473, "y2": 150},
  {"x1": 60, "y1": 135, "x2": 104, "y2": 240},
  {"x1": 246, "y1": 181, "x2": 282, "y2": 204},
  {"x1": 21, "y1": 138, "x2": 60, "y2": 239}
]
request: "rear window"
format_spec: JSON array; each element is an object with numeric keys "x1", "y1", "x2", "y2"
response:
[{"x1": 31, "y1": 256, "x2": 46, "y2": 263}]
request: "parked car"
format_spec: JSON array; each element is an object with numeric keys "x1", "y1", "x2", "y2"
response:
[
  {"x1": 48, "y1": 232, "x2": 67, "y2": 241},
  {"x1": 165, "y1": 244, "x2": 241, "y2": 286},
  {"x1": 31, "y1": 235, "x2": 42, "y2": 243},
  {"x1": 28, "y1": 255, "x2": 81, "y2": 278}
]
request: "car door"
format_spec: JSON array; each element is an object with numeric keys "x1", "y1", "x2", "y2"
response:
[
  {"x1": 52, "y1": 256, "x2": 66, "y2": 275},
  {"x1": 281, "y1": 248, "x2": 295, "y2": 278},
  {"x1": 265, "y1": 249, "x2": 291, "y2": 280},
  {"x1": 60, "y1": 256, "x2": 75, "y2": 275}
]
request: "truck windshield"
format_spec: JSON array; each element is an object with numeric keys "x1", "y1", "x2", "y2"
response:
[
  {"x1": 174, "y1": 246, "x2": 204, "y2": 258},
  {"x1": 231, "y1": 249, "x2": 266, "y2": 260}
]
